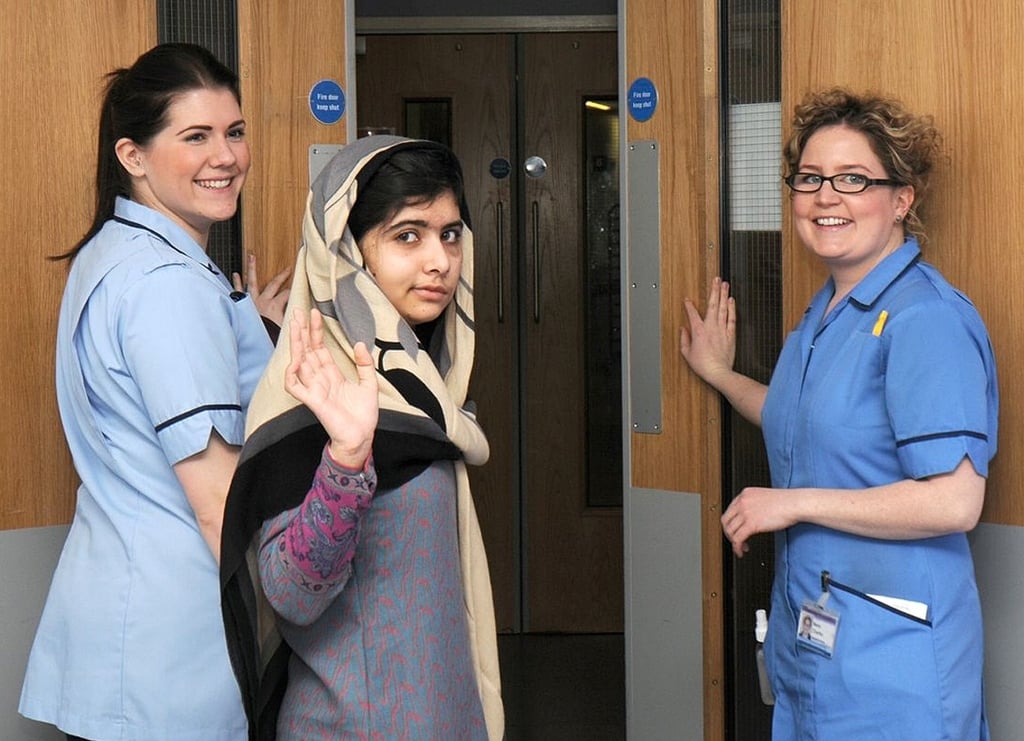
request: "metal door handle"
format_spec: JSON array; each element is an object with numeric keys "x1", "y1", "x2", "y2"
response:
[
  {"x1": 496, "y1": 201, "x2": 505, "y2": 323},
  {"x1": 524, "y1": 155, "x2": 547, "y2": 178},
  {"x1": 532, "y1": 200, "x2": 540, "y2": 323}
]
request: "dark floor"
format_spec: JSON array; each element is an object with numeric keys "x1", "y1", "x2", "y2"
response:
[{"x1": 498, "y1": 633, "x2": 626, "y2": 741}]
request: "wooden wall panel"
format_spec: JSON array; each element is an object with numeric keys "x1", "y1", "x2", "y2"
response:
[
  {"x1": 783, "y1": 1, "x2": 1024, "y2": 525},
  {"x1": 1, "y1": 0, "x2": 351, "y2": 531},
  {"x1": 237, "y1": 0, "x2": 350, "y2": 278},
  {"x1": 0, "y1": 2, "x2": 155, "y2": 530},
  {"x1": 625, "y1": 0, "x2": 724, "y2": 736}
]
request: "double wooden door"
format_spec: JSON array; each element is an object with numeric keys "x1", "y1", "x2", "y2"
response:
[{"x1": 357, "y1": 31, "x2": 621, "y2": 633}]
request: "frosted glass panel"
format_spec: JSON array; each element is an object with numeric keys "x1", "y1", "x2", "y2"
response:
[{"x1": 728, "y1": 102, "x2": 782, "y2": 231}]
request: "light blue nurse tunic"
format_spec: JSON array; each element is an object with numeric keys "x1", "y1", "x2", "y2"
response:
[
  {"x1": 761, "y1": 239, "x2": 996, "y2": 740},
  {"x1": 19, "y1": 197, "x2": 272, "y2": 740}
]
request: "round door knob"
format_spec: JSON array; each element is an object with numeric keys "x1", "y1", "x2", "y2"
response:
[{"x1": 524, "y1": 155, "x2": 547, "y2": 178}]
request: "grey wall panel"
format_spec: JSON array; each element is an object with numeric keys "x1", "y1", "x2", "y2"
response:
[
  {"x1": 969, "y1": 521, "x2": 1024, "y2": 739},
  {"x1": 0, "y1": 526, "x2": 67, "y2": 741},
  {"x1": 625, "y1": 488, "x2": 703, "y2": 740}
]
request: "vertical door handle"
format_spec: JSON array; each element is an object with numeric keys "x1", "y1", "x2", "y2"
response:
[
  {"x1": 495, "y1": 201, "x2": 505, "y2": 323},
  {"x1": 531, "y1": 200, "x2": 541, "y2": 323}
]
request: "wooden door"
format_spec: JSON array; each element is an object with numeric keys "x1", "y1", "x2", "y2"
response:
[
  {"x1": 520, "y1": 32, "x2": 621, "y2": 632},
  {"x1": 356, "y1": 34, "x2": 519, "y2": 631},
  {"x1": 238, "y1": 0, "x2": 352, "y2": 278},
  {"x1": 0, "y1": 4, "x2": 154, "y2": 532},
  {"x1": 356, "y1": 31, "x2": 621, "y2": 633}
]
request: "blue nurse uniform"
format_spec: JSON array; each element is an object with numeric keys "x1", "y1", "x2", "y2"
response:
[
  {"x1": 760, "y1": 239, "x2": 996, "y2": 740},
  {"x1": 19, "y1": 197, "x2": 272, "y2": 740}
]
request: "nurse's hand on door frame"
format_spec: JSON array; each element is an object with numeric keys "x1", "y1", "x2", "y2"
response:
[
  {"x1": 680, "y1": 275, "x2": 768, "y2": 427},
  {"x1": 679, "y1": 276, "x2": 736, "y2": 385}
]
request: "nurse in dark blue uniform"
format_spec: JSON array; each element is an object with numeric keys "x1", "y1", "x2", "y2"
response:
[{"x1": 681, "y1": 88, "x2": 995, "y2": 739}]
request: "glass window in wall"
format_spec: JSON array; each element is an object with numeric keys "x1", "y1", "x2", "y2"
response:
[{"x1": 722, "y1": 1, "x2": 781, "y2": 739}]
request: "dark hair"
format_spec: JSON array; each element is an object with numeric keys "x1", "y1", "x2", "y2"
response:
[
  {"x1": 783, "y1": 88, "x2": 942, "y2": 243},
  {"x1": 348, "y1": 145, "x2": 466, "y2": 244},
  {"x1": 57, "y1": 43, "x2": 240, "y2": 261}
]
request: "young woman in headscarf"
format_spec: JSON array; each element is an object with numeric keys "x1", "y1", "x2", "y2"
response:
[{"x1": 221, "y1": 136, "x2": 503, "y2": 740}]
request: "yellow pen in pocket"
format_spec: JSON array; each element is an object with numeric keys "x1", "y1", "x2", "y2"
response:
[{"x1": 872, "y1": 309, "x2": 889, "y2": 336}]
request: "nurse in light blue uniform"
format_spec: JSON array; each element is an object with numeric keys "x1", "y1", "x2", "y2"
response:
[
  {"x1": 681, "y1": 88, "x2": 995, "y2": 739},
  {"x1": 19, "y1": 44, "x2": 285, "y2": 741}
]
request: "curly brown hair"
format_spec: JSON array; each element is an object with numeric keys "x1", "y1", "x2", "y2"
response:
[{"x1": 783, "y1": 88, "x2": 942, "y2": 243}]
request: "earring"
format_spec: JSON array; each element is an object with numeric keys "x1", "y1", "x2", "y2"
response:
[{"x1": 895, "y1": 214, "x2": 904, "y2": 224}]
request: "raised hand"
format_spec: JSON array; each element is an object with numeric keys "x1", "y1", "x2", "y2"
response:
[
  {"x1": 679, "y1": 276, "x2": 737, "y2": 386},
  {"x1": 285, "y1": 309, "x2": 378, "y2": 469},
  {"x1": 232, "y1": 252, "x2": 291, "y2": 326}
]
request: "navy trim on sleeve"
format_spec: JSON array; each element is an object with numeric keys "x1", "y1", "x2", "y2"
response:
[
  {"x1": 155, "y1": 404, "x2": 243, "y2": 433},
  {"x1": 896, "y1": 430, "x2": 988, "y2": 447}
]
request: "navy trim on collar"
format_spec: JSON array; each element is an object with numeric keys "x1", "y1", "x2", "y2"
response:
[
  {"x1": 847, "y1": 239, "x2": 921, "y2": 309},
  {"x1": 112, "y1": 215, "x2": 219, "y2": 275}
]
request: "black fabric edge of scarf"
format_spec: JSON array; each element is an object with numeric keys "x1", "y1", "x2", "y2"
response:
[{"x1": 221, "y1": 408, "x2": 327, "y2": 738}]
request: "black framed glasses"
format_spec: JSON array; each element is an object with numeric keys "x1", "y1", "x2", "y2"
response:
[{"x1": 784, "y1": 172, "x2": 903, "y2": 194}]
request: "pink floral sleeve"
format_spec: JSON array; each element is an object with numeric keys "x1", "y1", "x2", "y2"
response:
[{"x1": 258, "y1": 445, "x2": 376, "y2": 625}]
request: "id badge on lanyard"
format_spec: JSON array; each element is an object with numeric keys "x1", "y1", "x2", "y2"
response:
[{"x1": 797, "y1": 571, "x2": 840, "y2": 657}]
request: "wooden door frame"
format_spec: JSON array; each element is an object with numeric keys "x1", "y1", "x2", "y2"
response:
[
  {"x1": 623, "y1": 0, "x2": 725, "y2": 738},
  {"x1": 238, "y1": 0, "x2": 354, "y2": 278},
  {"x1": 354, "y1": 27, "x2": 623, "y2": 635},
  {"x1": 355, "y1": 16, "x2": 616, "y2": 35},
  {"x1": 356, "y1": 5, "x2": 728, "y2": 735}
]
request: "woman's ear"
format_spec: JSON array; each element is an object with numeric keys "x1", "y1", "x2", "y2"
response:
[
  {"x1": 359, "y1": 232, "x2": 379, "y2": 277},
  {"x1": 114, "y1": 137, "x2": 145, "y2": 177},
  {"x1": 895, "y1": 184, "x2": 915, "y2": 221}
]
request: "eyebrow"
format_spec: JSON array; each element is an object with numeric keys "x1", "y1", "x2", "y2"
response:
[
  {"x1": 174, "y1": 119, "x2": 246, "y2": 136},
  {"x1": 386, "y1": 219, "x2": 463, "y2": 232},
  {"x1": 798, "y1": 163, "x2": 872, "y2": 172}
]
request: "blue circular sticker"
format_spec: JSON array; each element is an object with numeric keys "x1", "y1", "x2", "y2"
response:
[
  {"x1": 309, "y1": 79, "x2": 346, "y2": 125},
  {"x1": 627, "y1": 77, "x2": 658, "y2": 123}
]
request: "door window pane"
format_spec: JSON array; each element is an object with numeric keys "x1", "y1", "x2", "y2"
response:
[
  {"x1": 404, "y1": 98, "x2": 452, "y2": 148},
  {"x1": 583, "y1": 95, "x2": 622, "y2": 508}
]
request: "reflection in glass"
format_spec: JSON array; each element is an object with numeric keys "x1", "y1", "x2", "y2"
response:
[
  {"x1": 583, "y1": 96, "x2": 622, "y2": 508},
  {"x1": 358, "y1": 126, "x2": 397, "y2": 137}
]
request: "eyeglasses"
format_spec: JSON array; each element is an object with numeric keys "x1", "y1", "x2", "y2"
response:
[{"x1": 784, "y1": 172, "x2": 903, "y2": 194}]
